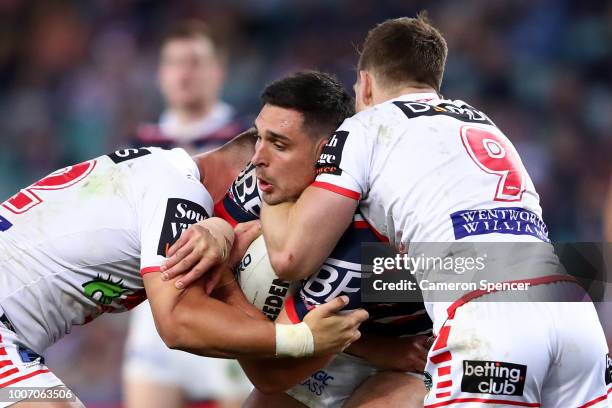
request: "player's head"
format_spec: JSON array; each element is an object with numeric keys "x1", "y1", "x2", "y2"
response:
[
  {"x1": 158, "y1": 20, "x2": 226, "y2": 114},
  {"x1": 195, "y1": 128, "x2": 258, "y2": 203},
  {"x1": 355, "y1": 13, "x2": 448, "y2": 111},
  {"x1": 252, "y1": 71, "x2": 354, "y2": 205}
]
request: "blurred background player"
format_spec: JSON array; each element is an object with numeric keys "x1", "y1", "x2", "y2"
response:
[
  {"x1": 123, "y1": 20, "x2": 252, "y2": 408},
  {"x1": 131, "y1": 19, "x2": 247, "y2": 153}
]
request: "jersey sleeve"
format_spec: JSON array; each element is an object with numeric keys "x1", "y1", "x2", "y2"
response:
[
  {"x1": 213, "y1": 162, "x2": 261, "y2": 225},
  {"x1": 313, "y1": 117, "x2": 371, "y2": 200},
  {"x1": 139, "y1": 179, "x2": 211, "y2": 276}
]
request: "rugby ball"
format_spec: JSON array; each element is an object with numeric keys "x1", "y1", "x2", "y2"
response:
[{"x1": 235, "y1": 235, "x2": 298, "y2": 321}]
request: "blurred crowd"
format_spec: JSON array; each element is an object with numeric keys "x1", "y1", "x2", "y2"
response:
[{"x1": 0, "y1": 0, "x2": 610, "y2": 406}]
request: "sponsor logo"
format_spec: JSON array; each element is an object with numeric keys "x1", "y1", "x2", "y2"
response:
[
  {"x1": 462, "y1": 360, "x2": 526, "y2": 396},
  {"x1": 316, "y1": 131, "x2": 348, "y2": 176},
  {"x1": 300, "y1": 370, "x2": 335, "y2": 396},
  {"x1": 229, "y1": 163, "x2": 261, "y2": 217},
  {"x1": 107, "y1": 148, "x2": 151, "y2": 164},
  {"x1": 0, "y1": 214, "x2": 12, "y2": 232},
  {"x1": 157, "y1": 198, "x2": 208, "y2": 256},
  {"x1": 393, "y1": 101, "x2": 494, "y2": 125},
  {"x1": 261, "y1": 278, "x2": 292, "y2": 321},
  {"x1": 302, "y1": 258, "x2": 363, "y2": 304},
  {"x1": 450, "y1": 207, "x2": 549, "y2": 242},
  {"x1": 606, "y1": 353, "x2": 611, "y2": 385}
]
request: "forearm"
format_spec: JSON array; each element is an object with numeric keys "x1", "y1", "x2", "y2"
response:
[
  {"x1": 261, "y1": 187, "x2": 356, "y2": 280},
  {"x1": 145, "y1": 272, "x2": 276, "y2": 359}
]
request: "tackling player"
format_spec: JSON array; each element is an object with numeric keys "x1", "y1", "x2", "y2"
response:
[
  {"x1": 0, "y1": 132, "x2": 367, "y2": 407},
  {"x1": 164, "y1": 14, "x2": 611, "y2": 407}
]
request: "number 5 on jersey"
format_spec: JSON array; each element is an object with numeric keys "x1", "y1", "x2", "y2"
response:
[{"x1": 460, "y1": 126, "x2": 526, "y2": 202}]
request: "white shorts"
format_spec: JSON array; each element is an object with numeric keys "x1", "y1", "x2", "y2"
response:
[
  {"x1": 123, "y1": 301, "x2": 252, "y2": 400},
  {"x1": 424, "y1": 296, "x2": 611, "y2": 407},
  {"x1": 0, "y1": 323, "x2": 65, "y2": 407},
  {"x1": 286, "y1": 352, "x2": 423, "y2": 408}
]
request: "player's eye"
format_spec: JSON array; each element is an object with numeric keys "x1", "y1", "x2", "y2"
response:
[{"x1": 273, "y1": 142, "x2": 286, "y2": 151}]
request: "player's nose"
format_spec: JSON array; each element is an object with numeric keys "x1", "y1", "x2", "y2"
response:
[{"x1": 251, "y1": 143, "x2": 268, "y2": 167}]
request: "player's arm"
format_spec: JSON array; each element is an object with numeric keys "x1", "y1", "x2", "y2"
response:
[
  {"x1": 261, "y1": 186, "x2": 357, "y2": 281},
  {"x1": 144, "y1": 268, "x2": 365, "y2": 359},
  {"x1": 346, "y1": 333, "x2": 430, "y2": 372}
]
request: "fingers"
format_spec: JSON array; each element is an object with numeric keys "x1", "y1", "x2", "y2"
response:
[
  {"x1": 165, "y1": 229, "x2": 191, "y2": 258},
  {"x1": 174, "y1": 255, "x2": 221, "y2": 289},
  {"x1": 313, "y1": 296, "x2": 349, "y2": 317},
  {"x1": 347, "y1": 308, "x2": 369, "y2": 325}
]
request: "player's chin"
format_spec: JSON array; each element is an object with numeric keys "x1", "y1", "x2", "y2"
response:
[{"x1": 261, "y1": 191, "x2": 283, "y2": 206}]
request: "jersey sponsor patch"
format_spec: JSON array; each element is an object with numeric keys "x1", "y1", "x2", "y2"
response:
[
  {"x1": 316, "y1": 131, "x2": 349, "y2": 176},
  {"x1": 450, "y1": 207, "x2": 549, "y2": 242},
  {"x1": 0, "y1": 214, "x2": 12, "y2": 231},
  {"x1": 393, "y1": 101, "x2": 494, "y2": 126},
  {"x1": 108, "y1": 148, "x2": 151, "y2": 164},
  {"x1": 157, "y1": 198, "x2": 209, "y2": 256},
  {"x1": 299, "y1": 369, "x2": 335, "y2": 396},
  {"x1": 461, "y1": 360, "x2": 527, "y2": 396},
  {"x1": 228, "y1": 163, "x2": 261, "y2": 218},
  {"x1": 606, "y1": 353, "x2": 611, "y2": 385}
]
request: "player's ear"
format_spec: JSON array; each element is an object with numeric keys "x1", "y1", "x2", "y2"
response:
[
  {"x1": 358, "y1": 70, "x2": 374, "y2": 108},
  {"x1": 315, "y1": 137, "x2": 328, "y2": 157}
]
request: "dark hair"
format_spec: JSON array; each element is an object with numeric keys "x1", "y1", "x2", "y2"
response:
[
  {"x1": 358, "y1": 13, "x2": 448, "y2": 92},
  {"x1": 162, "y1": 20, "x2": 226, "y2": 59},
  {"x1": 261, "y1": 70, "x2": 355, "y2": 139}
]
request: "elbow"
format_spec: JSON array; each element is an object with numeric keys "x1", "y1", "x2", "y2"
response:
[
  {"x1": 250, "y1": 377, "x2": 294, "y2": 395},
  {"x1": 269, "y1": 251, "x2": 301, "y2": 281},
  {"x1": 155, "y1": 310, "x2": 195, "y2": 351}
]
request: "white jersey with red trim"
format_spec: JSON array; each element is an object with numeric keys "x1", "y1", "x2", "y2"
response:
[
  {"x1": 0, "y1": 147, "x2": 212, "y2": 353},
  {"x1": 315, "y1": 92, "x2": 547, "y2": 247}
]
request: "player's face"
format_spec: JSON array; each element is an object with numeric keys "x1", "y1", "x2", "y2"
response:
[
  {"x1": 158, "y1": 37, "x2": 224, "y2": 111},
  {"x1": 252, "y1": 104, "x2": 324, "y2": 205}
]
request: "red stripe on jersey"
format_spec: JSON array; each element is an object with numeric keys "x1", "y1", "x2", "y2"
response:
[
  {"x1": 430, "y1": 351, "x2": 452, "y2": 364},
  {"x1": 353, "y1": 220, "x2": 369, "y2": 229},
  {"x1": 0, "y1": 368, "x2": 18, "y2": 379},
  {"x1": 213, "y1": 200, "x2": 238, "y2": 227},
  {"x1": 425, "y1": 398, "x2": 540, "y2": 407},
  {"x1": 284, "y1": 297, "x2": 301, "y2": 324},
  {"x1": 0, "y1": 369, "x2": 51, "y2": 388},
  {"x1": 0, "y1": 349, "x2": 7, "y2": 356},
  {"x1": 352, "y1": 220, "x2": 389, "y2": 242},
  {"x1": 311, "y1": 181, "x2": 360, "y2": 200},
  {"x1": 438, "y1": 366, "x2": 451, "y2": 376},
  {"x1": 433, "y1": 326, "x2": 451, "y2": 351},
  {"x1": 437, "y1": 380, "x2": 452, "y2": 389},
  {"x1": 578, "y1": 393, "x2": 610, "y2": 408},
  {"x1": 436, "y1": 392, "x2": 451, "y2": 398},
  {"x1": 0, "y1": 361, "x2": 12, "y2": 369},
  {"x1": 447, "y1": 275, "x2": 579, "y2": 319},
  {"x1": 140, "y1": 266, "x2": 161, "y2": 276}
]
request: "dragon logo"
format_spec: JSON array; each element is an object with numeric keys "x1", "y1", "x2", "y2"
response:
[{"x1": 82, "y1": 274, "x2": 129, "y2": 305}]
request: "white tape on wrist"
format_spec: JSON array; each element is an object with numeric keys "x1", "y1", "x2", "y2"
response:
[{"x1": 275, "y1": 322, "x2": 315, "y2": 357}]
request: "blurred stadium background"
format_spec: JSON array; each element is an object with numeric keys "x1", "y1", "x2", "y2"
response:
[{"x1": 0, "y1": 0, "x2": 610, "y2": 406}]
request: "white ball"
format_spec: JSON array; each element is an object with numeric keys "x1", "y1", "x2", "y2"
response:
[{"x1": 236, "y1": 235, "x2": 298, "y2": 321}]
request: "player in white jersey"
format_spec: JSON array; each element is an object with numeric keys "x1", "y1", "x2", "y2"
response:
[
  {"x1": 164, "y1": 15, "x2": 611, "y2": 407},
  {"x1": 0, "y1": 132, "x2": 367, "y2": 407},
  {"x1": 124, "y1": 20, "x2": 251, "y2": 408}
]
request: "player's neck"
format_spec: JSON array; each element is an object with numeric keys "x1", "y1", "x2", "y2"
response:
[
  {"x1": 172, "y1": 102, "x2": 215, "y2": 125},
  {"x1": 373, "y1": 85, "x2": 438, "y2": 105}
]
